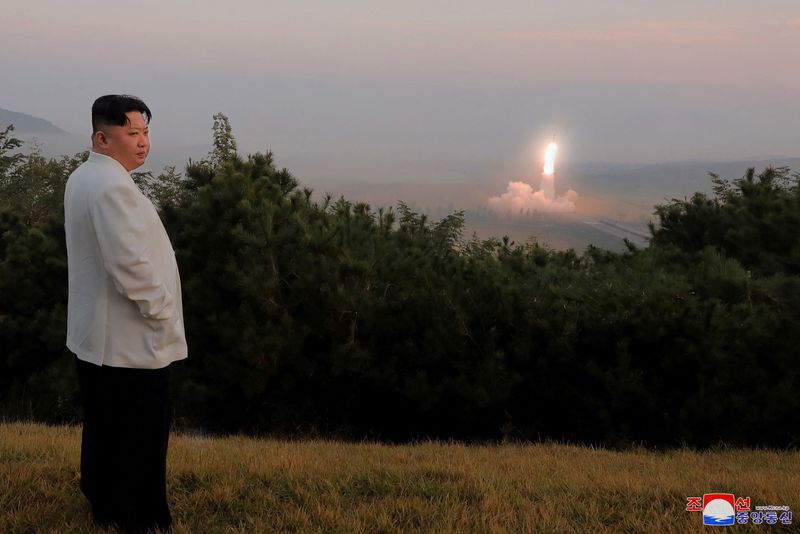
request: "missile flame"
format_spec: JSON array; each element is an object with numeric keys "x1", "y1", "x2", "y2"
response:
[
  {"x1": 543, "y1": 142, "x2": 558, "y2": 175},
  {"x1": 488, "y1": 136, "x2": 577, "y2": 215}
]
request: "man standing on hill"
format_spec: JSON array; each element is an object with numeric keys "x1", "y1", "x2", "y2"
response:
[{"x1": 64, "y1": 94, "x2": 187, "y2": 531}]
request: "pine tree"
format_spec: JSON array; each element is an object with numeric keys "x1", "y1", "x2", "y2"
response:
[{"x1": 209, "y1": 112, "x2": 238, "y2": 168}]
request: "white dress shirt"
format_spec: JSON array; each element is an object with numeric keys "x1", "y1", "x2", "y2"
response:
[{"x1": 64, "y1": 151, "x2": 188, "y2": 368}]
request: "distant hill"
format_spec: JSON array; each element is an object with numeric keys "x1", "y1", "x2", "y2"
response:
[
  {"x1": 1, "y1": 106, "x2": 90, "y2": 160},
  {"x1": 0, "y1": 107, "x2": 65, "y2": 134},
  {"x1": 0, "y1": 107, "x2": 206, "y2": 171}
]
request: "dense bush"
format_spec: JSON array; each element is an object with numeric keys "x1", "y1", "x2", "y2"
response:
[
  {"x1": 1, "y1": 121, "x2": 798, "y2": 447},
  {"x1": 651, "y1": 166, "x2": 800, "y2": 276}
]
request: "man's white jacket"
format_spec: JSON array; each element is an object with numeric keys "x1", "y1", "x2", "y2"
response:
[{"x1": 64, "y1": 151, "x2": 187, "y2": 369}]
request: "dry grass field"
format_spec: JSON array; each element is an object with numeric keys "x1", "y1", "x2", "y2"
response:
[{"x1": 2, "y1": 422, "x2": 798, "y2": 533}]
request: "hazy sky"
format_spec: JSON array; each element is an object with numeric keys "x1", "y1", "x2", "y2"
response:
[{"x1": 2, "y1": 0, "x2": 799, "y2": 181}]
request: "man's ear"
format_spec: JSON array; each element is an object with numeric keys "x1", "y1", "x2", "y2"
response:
[{"x1": 93, "y1": 130, "x2": 108, "y2": 148}]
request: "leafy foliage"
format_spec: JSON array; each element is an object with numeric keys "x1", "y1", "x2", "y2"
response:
[
  {"x1": 0, "y1": 126, "x2": 85, "y2": 226},
  {"x1": 209, "y1": 112, "x2": 238, "y2": 169},
  {"x1": 1, "y1": 120, "x2": 798, "y2": 447},
  {"x1": 0, "y1": 125, "x2": 24, "y2": 178},
  {"x1": 650, "y1": 166, "x2": 800, "y2": 276},
  {"x1": 131, "y1": 165, "x2": 189, "y2": 212}
]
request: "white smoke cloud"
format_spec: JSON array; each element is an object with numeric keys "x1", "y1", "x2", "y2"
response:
[{"x1": 488, "y1": 180, "x2": 578, "y2": 214}]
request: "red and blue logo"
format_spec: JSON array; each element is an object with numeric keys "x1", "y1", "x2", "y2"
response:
[
  {"x1": 702, "y1": 493, "x2": 735, "y2": 526},
  {"x1": 686, "y1": 493, "x2": 792, "y2": 526}
]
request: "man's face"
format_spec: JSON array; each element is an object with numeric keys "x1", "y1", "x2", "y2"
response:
[{"x1": 94, "y1": 111, "x2": 150, "y2": 171}]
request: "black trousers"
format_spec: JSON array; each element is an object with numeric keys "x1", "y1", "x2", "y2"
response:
[{"x1": 76, "y1": 358, "x2": 174, "y2": 532}]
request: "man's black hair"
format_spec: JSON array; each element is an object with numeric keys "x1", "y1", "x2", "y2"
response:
[{"x1": 91, "y1": 94, "x2": 151, "y2": 133}]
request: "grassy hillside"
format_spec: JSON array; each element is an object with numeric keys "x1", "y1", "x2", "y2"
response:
[{"x1": 2, "y1": 423, "x2": 798, "y2": 533}]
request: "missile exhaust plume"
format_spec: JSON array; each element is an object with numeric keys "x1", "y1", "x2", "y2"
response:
[{"x1": 488, "y1": 137, "x2": 577, "y2": 215}]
